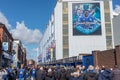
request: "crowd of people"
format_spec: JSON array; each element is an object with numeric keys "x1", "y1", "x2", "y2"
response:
[{"x1": 0, "y1": 64, "x2": 120, "y2": 80}]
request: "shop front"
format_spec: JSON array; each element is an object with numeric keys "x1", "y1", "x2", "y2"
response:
[{"x1": 2, "y1": 52, "x2": 13, "y2": 67}]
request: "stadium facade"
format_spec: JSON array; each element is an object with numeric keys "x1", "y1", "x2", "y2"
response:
[{"x1": 38, "y1": 0, "x2": 114, "y2": 63}]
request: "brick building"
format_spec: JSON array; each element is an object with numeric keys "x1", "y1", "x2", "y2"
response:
[
  {"x1": 13, "y1": 39, "x2": 27, "y2": 67},
  {"x1": 0, "y1": 23, "x2": 13, "y2": 67},
  {"x1": 22, "y1": 48, "x2": 27, "y2": 66}
]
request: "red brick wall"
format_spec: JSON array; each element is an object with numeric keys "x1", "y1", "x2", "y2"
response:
[
  {"x1": 93, "y1": 49, "x2": 115, "y2": 69},
  {"x1": 93, "y1": 45, "x2": 120, "y2": 69},
  {"x1": 0, "y1": 24, "x2": 13, "y2": 66},
  {"x1": 116, "y1": 46, "x2": 120, "y2": 69},
  {"x1": 0, "y1": 27, "x2": 3, "y2": 66}
]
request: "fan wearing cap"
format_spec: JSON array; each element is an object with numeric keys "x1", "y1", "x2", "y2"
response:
[{"x1": 83, "y1": 65, "x2": 98, "y2": 80}]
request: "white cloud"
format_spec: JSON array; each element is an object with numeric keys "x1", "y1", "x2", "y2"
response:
[
  {"x1": 113, "y1": 11, "x2": 119, "y2": 16},
  {"x1": 11, "y1": 21, "x2": 42, "y2": 44},
  {"x1": 0, "y1": 12, "x2": 11, "y2": 29},
  {"x1": 0, "y1": 12, "x2": 42, "y2": 61},
  {"x1": 113, "y1": 5, "x2": 120, "y2": 15},
  {"x1": 32, "y1": 48, "x2": 39, "y2": 52}
]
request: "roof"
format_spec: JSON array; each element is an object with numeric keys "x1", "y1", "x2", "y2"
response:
[{"x1": 0, "y1": 23, "x2": 13, "y2": 41}]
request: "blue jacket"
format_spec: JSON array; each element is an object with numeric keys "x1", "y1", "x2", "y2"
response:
[
  {"x1": 18, "y1": 68, "x2": 25, "y2": 78},
  {"x1": 98, "y1": 69, "x2": 112, "y2": 80}
]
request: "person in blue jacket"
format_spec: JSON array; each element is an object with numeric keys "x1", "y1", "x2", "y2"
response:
[
  {"x1": 98, "y1": 66, "x2": 112, "y2": 80},
  {"x1": 7, "y1": 66, "x2": 14, "y2": 80},
  {"x1": 31, "y1": 65, "x2": 36, "y2": 80},
  {"x1": 17, "y1": 64, "x2": 25, "y2": 80},
  {"x1": 24, "y1": 67, "x2": 30, "y2": 80}
]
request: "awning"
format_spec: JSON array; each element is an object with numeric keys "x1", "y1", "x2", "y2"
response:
[{"x1": 2, "y1": 52, "x2": 12, "y2": 60}]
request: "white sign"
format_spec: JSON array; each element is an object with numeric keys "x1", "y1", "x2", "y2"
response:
[
  {"x1": 2, "y1": 42, "x2": 8, "y2": 51},
  {"x1": 13, "y1": 42, "x2": 17, "y2": 50},
  {"x1": 2, "y1": 52, "x2": 12, "y2": 60}
]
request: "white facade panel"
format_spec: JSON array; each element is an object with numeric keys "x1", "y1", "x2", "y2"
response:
[
  {"x1": 39, "y1": 14, "x2": 56, "y2": 62},
  {"x1": 113, "y1": 15, "x2": 120, "y2": 46},
  {"x1": 109, "y1": 1, "x2": 115, "y2": 48},
  {"x1": 54, "y1": 2, "x2": 63, "y2": 60},
  {"x1": 68, "y1": 1, "x2": 107, "y2": 57}
]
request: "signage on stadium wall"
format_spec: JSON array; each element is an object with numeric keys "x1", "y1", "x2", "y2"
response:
[
  {"x1": 47, "y1": 50, "x2": 51, "y2": 60},
  {"x1": 38, "y1": 54, "x2": 42, "y2": 62},
  {"x1": 72, "y1": 2, "x2": 102, "y2": 35},
  {"x1": 50, "y1": 48, "x2": 53, "y2": 60}
]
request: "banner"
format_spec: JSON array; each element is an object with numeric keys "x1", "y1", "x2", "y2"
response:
[
  {"x1": 2, "y1": 42, "x2": 8, "y2": 51},
  {"x1": 13, "y1": 42, "x2": 17, "y2": 50},
  {"x1": 46, "y1": 46, "x2": 51, "y2": 60},
  {"x1": 73, "y1": 2, "x2": 101, "y2": 35},
  {"x1": 50, "y1": 48, "x2": 53, "y2": 60},
  {"x1": 38, "y1": 54, "x2": 42, "y2": 62}
]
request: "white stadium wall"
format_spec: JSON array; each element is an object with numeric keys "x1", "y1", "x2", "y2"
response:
[
  {"x1": 40, "y1": 0, "x2": 113, "y2": 61},
  {"x1": 68, "y1": 1, "x2": 107, "y2": 57},
  {"x1": 54, "y1": 2, "x2": 63, "y2": 60}
]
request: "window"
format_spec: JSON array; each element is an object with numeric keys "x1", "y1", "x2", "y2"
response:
[
  {"x1": 105, "y1": 13, "x2": 110, "y2": 22},
  {"x1": 63, "y1": 49, "x2": 69, "y2": 58},
  {"x1": 105, "y1": 25, "x2": 111, "y2": 35}
]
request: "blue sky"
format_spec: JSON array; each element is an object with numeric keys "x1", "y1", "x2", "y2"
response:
[
  {"x1": 0, "y1": 0, "x2": 120, "y2": 61},
  {"x1": 0, "y1": 0, "x2": 56, "y2": 61},
  {"x1": 113, "y1": 0, "x2": 120, "y2": 8},
  {"x1": 0, "y1": 0, "x2": 56, "y2": 32}
]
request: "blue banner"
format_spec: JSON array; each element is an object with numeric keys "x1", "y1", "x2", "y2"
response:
[{"x1": 2, "y1": 42, "x2": 8, "y2": 51}]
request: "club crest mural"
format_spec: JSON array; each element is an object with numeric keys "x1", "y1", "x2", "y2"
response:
[{"x1": 72, "y1": 3, "x2": 102, "y2": 35}]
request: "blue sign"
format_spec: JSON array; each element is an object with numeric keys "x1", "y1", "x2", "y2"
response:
[{"x1": 2, "y1": 42, "x2": 8, "y2": 51}]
